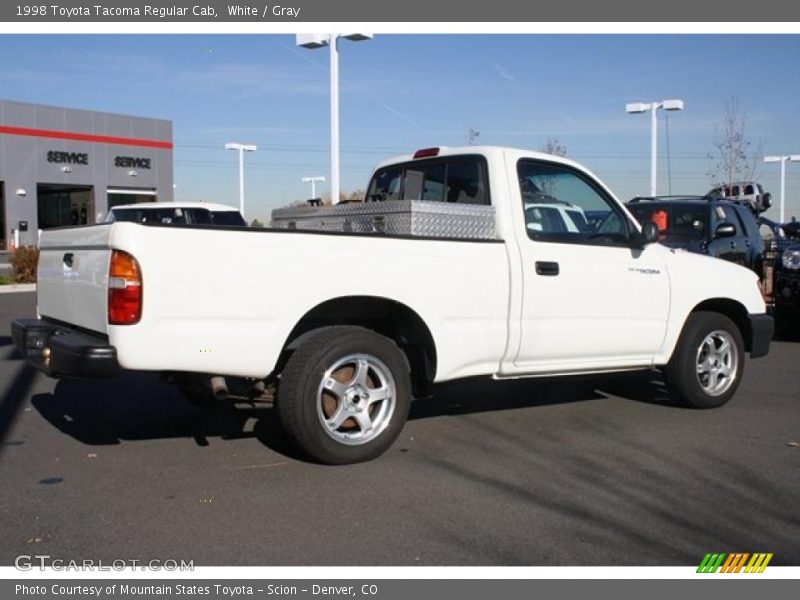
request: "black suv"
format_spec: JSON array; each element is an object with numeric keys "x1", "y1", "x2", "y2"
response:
[{"x1": 626, "y1": 196, "x2": 764, "y2": 275}]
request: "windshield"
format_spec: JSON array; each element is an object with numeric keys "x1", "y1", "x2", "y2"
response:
[{"x1": 628, "y1": 204, "x2": 707, "y2": 243}]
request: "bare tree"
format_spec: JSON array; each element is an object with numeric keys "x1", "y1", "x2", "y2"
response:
[
  {"x1": 346, "y1": 189, "x2": 365, "y2": 202},
  {"x1": 541, "y1": 137, "x2": 567, "y2": 157},
  {"x1": 468, "y1": 128, "x2": 480, "y2": 146},
  {"x1": 707, "y1": 96, "x2": 761, "y2": 189}
]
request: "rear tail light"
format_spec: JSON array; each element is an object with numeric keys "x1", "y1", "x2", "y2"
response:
[{"x1": 108, "y1": 250, "x2": 142, "y2": 325}]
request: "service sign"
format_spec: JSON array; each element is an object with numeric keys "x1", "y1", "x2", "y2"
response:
[
  {"x1": 46, "y1": 150, "x2": 89, "y2": 165},
  {"x1": 114, "y1": 156, "x2": 152, "y2": 169}
]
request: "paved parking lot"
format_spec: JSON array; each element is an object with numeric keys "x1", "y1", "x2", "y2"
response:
[{"x1": 1, "y1": 292, "x2": 798, "y2": 566}]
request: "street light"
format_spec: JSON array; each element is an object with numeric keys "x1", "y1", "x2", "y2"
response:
[
  {"x1": 296, "y1": 33, "x2": 372, "y2": 205},
  {"x1": 301, "y1": 176, "x2": 326, "y2": 200},
  {"x1": 625, "y1": 99, "x2": 684, "y2": 196},
  {"x1": 764, "y1": 155, "x2": 800, "y2": 222},
  {"x1": 224, "y1": 142, "x2": 257, "y2": 216}
]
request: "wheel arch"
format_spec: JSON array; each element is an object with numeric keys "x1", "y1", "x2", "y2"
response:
[
  {"x1": 276, "y1": 296, "x2": 437, "y2": 391},
  {"x1": 688, "y1": 298, "x2": 754, "y2": 352}
]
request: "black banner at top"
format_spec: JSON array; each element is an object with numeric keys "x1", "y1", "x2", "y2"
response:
[{"x1": 2, "y1": 0, "x2": 800, "y2": 22}]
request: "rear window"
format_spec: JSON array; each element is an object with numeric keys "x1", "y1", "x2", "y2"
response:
[
  {"x1": 108, "y1": 207, "x2": 219, "y2": 225},
  {"x1": 110, "y1": 207, "x2": 193, "y2": 224},
  {"x1": 366, "y1": 156, "x2": 489, "y2": 205},
  {"x1": 628, "y1": 204, "x2": 707, "y2": 242}
]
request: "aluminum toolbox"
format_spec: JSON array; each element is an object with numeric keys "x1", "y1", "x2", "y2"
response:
[{"x1": 270, "y1": 200, "x2": 497, "y2": 240}]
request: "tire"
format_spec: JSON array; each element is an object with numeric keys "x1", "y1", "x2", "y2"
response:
[
  {"x1": 276, "y1": 326, "x2": 411, "y2": 464},
  {"x1": 664, "y1": 311, "x2": 745, "y2": 409}
]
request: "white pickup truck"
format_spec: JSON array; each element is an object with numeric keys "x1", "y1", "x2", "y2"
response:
[{"x1": 13, "y1": 146, "x2": 773, "y2": 464}]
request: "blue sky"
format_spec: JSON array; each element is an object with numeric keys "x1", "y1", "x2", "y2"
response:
[{"x1": 2, "y1": 34, "x2": 799, "y2": 221}]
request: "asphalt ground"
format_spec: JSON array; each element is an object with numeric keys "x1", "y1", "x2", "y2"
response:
[{"x1": 1, "y1": 292, "x2": 798, "y2": 566}]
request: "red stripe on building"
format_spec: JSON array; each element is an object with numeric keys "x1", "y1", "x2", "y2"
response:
[{"x1": 0, "y1": 125, "x2": 173, "y2": 149}]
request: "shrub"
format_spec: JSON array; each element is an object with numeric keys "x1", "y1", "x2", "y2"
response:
[{"x1": 10, "y1": 246, "x2": 40, "y2": 283}]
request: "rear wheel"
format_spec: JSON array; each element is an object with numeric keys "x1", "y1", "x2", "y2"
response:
[
  {"x1": 277, "y1": 326, "x2": 411, "y2": 464},
  {"x1": 664, "y1": 311, "x2": 744, "y2": 409}
]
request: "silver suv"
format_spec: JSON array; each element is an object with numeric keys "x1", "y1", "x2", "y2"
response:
[{"x1": 708, "y1": 181, "x2": 772, "y2": 214}]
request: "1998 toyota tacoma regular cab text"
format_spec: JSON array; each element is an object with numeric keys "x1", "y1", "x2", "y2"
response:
[{"x1": 12, "y1": 147, "x2": 774, "y2": 464}]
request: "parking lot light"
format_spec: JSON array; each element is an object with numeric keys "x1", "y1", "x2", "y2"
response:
[
  {"x1": 296, "y1": 33, "x2": 372, "y2": 205},
  {"x1": 626, "y1": 99, "x2": 684, "y2": 196},
  {"x1": 301, "y1": 176, "x2": 326, "y2": 200},
  {"x1": 764, "y1": 155, "x2": 800, "y2": 222},
  {"x1": 225, "y1": 142, "x2": 257, "y2": 216}
]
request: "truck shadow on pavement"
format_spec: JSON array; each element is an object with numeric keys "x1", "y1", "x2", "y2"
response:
[
  {"x1": 30, "y1": 373, "x2": 304, "y2": 459},
  {"x1": 30, "y1": 369, "x2": 676, "y2": 455},
  {"x1": 410, "y1": 370, "x2": 678, "y2": 420}
]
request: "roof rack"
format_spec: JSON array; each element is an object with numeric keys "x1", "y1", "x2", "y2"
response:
[{"x1": 628, "y1": 195, "x2": 709, "y2": 203}]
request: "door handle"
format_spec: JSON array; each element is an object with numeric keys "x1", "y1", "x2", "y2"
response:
[{"x1": 535, "y1": 261, "x2": 559, "y2": 276}]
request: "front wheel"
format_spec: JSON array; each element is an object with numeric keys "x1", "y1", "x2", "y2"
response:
[
  {"x1": 664, "y1": 311, "x2": 745, "y2": 409},
  {"x1": 276, "y1": 326, "x2": 411, "y2": 464}
]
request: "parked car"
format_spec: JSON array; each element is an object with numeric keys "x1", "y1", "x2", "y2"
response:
[
  {"x1": 773, "y1": 241, "x2": 800, "y2": 336},
  {"x1": 523, "y1": 202, "x2": 589, "y2": 234},
  {"x1": 708, "y1": 181, "x2": 771, "y2": 214},
  {"x1": 14, "y1": 147, "x2": 772, "y2": 464},
  {"x1": 105, "y1": 202, "x2": 247, "y2": 227},
  {"x1": 626, "y1": 196, "x2": 765, "y2": 276}
]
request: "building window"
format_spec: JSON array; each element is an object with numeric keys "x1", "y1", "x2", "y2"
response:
[{"x1": 37, "y1": 184, "x2": 94, "y2": 229}]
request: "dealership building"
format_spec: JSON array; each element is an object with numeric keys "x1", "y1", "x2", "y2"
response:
[{"x1": 0, "y1": 99, "x2": 173, "y2": 251}]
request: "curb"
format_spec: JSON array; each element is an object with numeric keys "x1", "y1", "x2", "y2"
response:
[{"x1": 0, "y1": 284, "x2": 36, "y2": 294}]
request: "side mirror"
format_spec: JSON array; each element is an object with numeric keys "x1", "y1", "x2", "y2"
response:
[
  {"x1": 632, "y1": 221, "x2": 660, "y2": 248},
  {"x1": 714, "y1": 223, "x2": 737, "y2": 239}
]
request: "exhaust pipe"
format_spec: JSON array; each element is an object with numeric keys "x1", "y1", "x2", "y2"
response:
[{"x1": 210, "y1": 376, "x2": 229, "y2": 401}]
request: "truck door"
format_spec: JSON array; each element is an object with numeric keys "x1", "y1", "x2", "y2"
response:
[{"x1": 510, "y1": 159, "x2": 670, "y2": 372}]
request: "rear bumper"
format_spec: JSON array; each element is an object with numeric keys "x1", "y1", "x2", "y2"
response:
[
  {"x1": 11, "y1": 318, "x2": 120, "y2": 378},
  {"x1": 748, "y1": 314, "x2": 774, "y2": 359}
]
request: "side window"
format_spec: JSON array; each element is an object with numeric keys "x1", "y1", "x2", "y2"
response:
[
  {"x1": 186, "y1": 209, "x2": 212, "y2": 225},
  {"x1": 517, "y1": 159, "x2": 630, "y2": 246},
  {"x1": 744, "y1": 184, "x2": 755, "y2": 195}
]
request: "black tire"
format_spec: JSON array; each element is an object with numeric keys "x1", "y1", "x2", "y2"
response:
[
  {"x1": 664, "y1": 311, "x2": 745, "y2": 409},
  {"x1": 276, "y1": 326, "x2": 411, "y2": 464}
]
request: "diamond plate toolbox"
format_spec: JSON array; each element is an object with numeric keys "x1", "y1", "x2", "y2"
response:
[{"x1": 270, "y1": 200, "x2": 497, "y2": 240}]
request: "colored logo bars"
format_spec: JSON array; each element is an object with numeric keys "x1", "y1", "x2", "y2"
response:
[{"x1": 697, "y1": 553, "x2": 773, "y2": 573}]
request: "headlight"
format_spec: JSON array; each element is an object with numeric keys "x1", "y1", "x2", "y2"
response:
[{"x1": 782, "y1": 246, "x2": 800, "y2": 270}]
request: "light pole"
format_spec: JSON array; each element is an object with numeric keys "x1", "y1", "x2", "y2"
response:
[
  {"x1": 764, "y1": 155, "x2": 800, "y2": 223},
  {"x1": 296, "y1": 33, "x2": 372, "y2": 205},
  {"x1": 625, "y1": 99, "x2": 684, "y2": 196},
  {"x1": 224, "y1": 142, "x2": 257, "y2": 216},
  {"x1": 301, "y1": 176, "x2": 326, "y2": 200}
]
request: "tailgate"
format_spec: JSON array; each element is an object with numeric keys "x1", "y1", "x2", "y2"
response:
[{"x1": 37, "y1": 225, "x2": 113, "y2": 335}]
